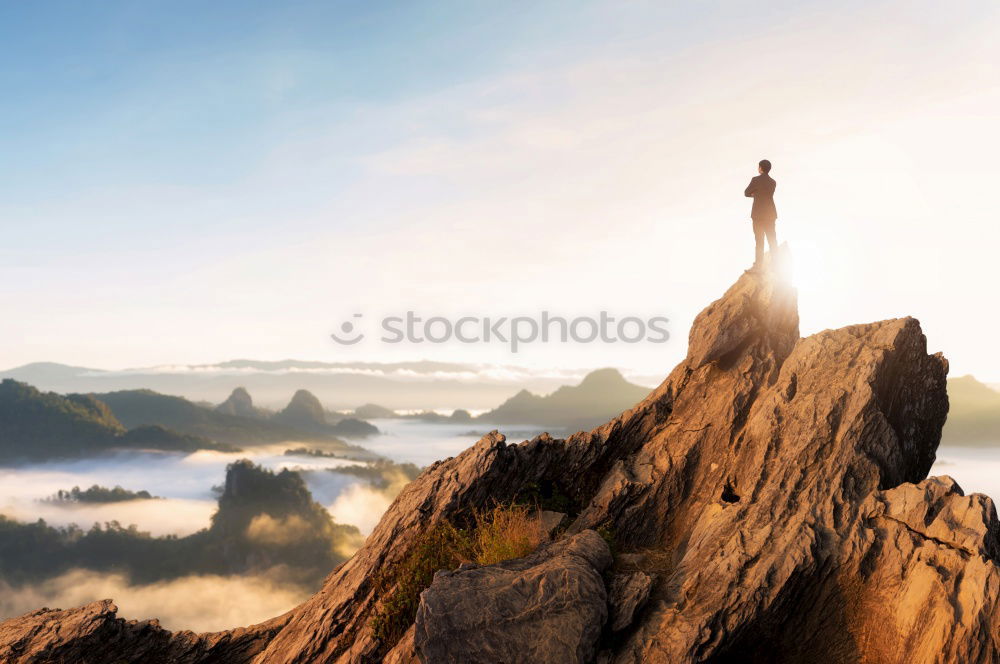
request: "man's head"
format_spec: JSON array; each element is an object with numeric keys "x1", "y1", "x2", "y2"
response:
[{"x1": 758, "y1": 159, "x2": 772, "y2": 175}]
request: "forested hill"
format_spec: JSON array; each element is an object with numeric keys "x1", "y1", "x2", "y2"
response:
[{"x1": 0, "y1": 380, "x2": 229, "y2": 462}]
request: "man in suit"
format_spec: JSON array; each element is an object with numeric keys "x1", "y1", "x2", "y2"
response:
[{"x1": 744, "y1": 159, "x2": 778, "y2": 269}]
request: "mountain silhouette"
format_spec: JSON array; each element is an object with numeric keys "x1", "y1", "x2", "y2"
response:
[{"x1": 477, "y1": 368, "x2": 651, "y2": 429}]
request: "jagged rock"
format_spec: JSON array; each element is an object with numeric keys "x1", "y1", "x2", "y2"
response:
[
  {"x1": 608, "y1": 571, "x2": 653, "y2": 632},
  {"x1": 539, "y1": 510, "x2": 567, "y2": 537},
  {"x1": 7, "y1": 264, "x2": 995, "y2": 664},
  {"x1": 0, "y1": 600, "x2": 285, "y2": 664},
  {"x1": 876, "y1": 474, "x2": 1000, "y2": 559},
  {"x1": 382, "y1": 625, "x2": 419, "y2": 664},
  {"x1": 414, "y1": 530, "x2": 612, "y2": 664}
]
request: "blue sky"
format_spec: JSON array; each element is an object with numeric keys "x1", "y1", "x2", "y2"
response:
[{"x1": 2, "y1": 1, "x2": 1000, "y2": 379}]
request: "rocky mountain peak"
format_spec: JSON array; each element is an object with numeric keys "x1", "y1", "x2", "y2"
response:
[
  {"x1": 576, "y1": 367, "x2": 630, "y2": 389},
  {"x1": 5, "y1": 267, "x2": 994, "y2": 664},
  {"x1": 215, "y1": 387, "x2": 257, "y2": 418},
  {"x1": 271, "y1": 389, "x2": 328, "y2": 433},
  {"x1": 685, "y1": 265, "x2": 799, "y2": 369},
  {"x1": 284, "y1": 389, "x2": 325, "y2": 420}
]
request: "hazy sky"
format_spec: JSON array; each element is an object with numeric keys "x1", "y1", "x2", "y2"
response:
[{"x1": 2, "y1": 0, "x2": 998, "y2": 380}]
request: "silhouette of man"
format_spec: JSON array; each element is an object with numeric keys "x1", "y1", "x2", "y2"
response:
[{"x1": 744, "y1": 159, "x2": 777, "y2": 269}]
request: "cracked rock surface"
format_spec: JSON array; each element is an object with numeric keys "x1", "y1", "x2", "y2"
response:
[
  {"x1": 4, "y1": 265, "x2": 997, "y2": 663},
  {"x1": 414, "y1": 530, "x2": 611, "y2": 664}
]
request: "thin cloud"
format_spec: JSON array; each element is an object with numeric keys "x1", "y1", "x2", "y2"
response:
[{"x1": 0, "y1": 570, "x2": 306, "y2": 633}]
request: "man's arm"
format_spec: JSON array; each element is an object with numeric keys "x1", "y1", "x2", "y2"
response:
[{"x1": 744, "y1": 177, "x2": 757, "y2": 198}]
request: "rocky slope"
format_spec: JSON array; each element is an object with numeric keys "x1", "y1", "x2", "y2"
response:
[{"x1": 5, "y1": 265, "x2": 999, "y2": 663}]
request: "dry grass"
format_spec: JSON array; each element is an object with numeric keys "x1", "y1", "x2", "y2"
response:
[
  {"x1": 470, "y1": 503, "x2": 545, "y2": 566},
  {"x1": 369, "y1": 520, "x2": 472, "y2": 650},
  {"x1": 369, "y1": 503, "x2": 546, "y2": 654}
]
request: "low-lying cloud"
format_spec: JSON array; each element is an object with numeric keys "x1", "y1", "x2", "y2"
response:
[
  {"x1": 327, "y1": 467, "x2": 413, "y2": 536},
  {"x1": 0, "y1": 569, "x2": 308, "y2": 633},
  {"x1": 245, "y1": 513, "x2": 314, "y2": 546}
]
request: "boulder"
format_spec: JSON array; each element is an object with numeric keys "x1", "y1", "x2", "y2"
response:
[{"x1": 414, "y1": 530, "x2": 612, "y2": 664}]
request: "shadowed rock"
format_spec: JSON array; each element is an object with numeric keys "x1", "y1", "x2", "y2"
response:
[
  {"x1": 608, "y1": 571, "x2": 653, "y2": 632},
  {"x1": 5, "y1": 265, "x2": 993, "y2": 664},
  {"x1": 0, "y1": 600, "x2": 286, "y2": 664}
]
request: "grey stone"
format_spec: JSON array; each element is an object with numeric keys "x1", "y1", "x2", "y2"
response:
[
  {"x1": 609, "y1": 572, "x2": 653, "y2": 632},
  {"x1": 414, "y1": 530, "x2": 611, "y2": 664}
]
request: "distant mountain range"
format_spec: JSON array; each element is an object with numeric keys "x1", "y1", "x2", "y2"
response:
[
  {"x1": 270, "y1": 389, "x2": 379, "y2": 438},
  {"x1": 355, "y1": 368, "x2": 653, "y2": 432},
  {"x1": 0, "y1": 377, "x2": 384, "y2": 463},
  {"x1": 95, "y1": 388, "x2": 377, "y2": 455},
  {"x1": 475, "y1": 368, "x2": 651, "y2": 430},
  {"x1": 0, "y1": 379, "x2": 231, "y2": 462},
  {"x1": 942, "y1": 375, "x2": 1000, "y2": 446},
  {"x1": 347, "y1": 369, "x2": 1000, "y2": 442},
  {"x1": 6, "y1": 364, "x2": 998, "y2": 461},
  {"x1": 0, "y1": 361, "x2": 662, "y2": 411}
]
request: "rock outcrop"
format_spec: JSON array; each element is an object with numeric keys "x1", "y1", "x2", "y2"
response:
[
  {"x1": 6, "y1": 265, "x2": 998, "y2": 663},
  {"x1": 608, "y1": 571, "x2": 653, "y2": 633},
  {"x1": 0, "y1": 600, "x2": 286, "y2": 664},
  {"x1": 414, "y1": 530, "x2": 612, "y2": 664}
]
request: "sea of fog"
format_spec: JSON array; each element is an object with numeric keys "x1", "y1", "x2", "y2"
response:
[
  {"x1": 0, "y1": 419, "x2": 548, "y2": 631},
  {"x1": 1, "y1": 422, "x2": 989, "y2": 632},
  {"x1": 0, "y1": 420, "x2": 550, "y2": 540},
  {"x1": 931, "y1": 446, "x2": 1000, "y2": 500}
]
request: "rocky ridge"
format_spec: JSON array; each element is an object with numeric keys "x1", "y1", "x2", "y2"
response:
[{"x1": 4, "y1": 265, "x2": 999, "y2": 664}]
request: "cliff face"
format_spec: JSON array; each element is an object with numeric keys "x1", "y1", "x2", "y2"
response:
[{"x1": 5, "y1": 267, "x2": 997, "y2": 664}]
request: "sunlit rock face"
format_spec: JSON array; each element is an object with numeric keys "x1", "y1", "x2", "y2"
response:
[{"x1": 9, "y1": 263, "x2": 1000, "y2": 664}]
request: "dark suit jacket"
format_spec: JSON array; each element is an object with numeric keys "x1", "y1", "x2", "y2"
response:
[{"x1": 744, "y1": 174, "x2": 777, "y2": 222}]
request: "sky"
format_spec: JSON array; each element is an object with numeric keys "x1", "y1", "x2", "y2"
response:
[{"x1": 1, "y1": 0, "x2": 999, "y2": 381}]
